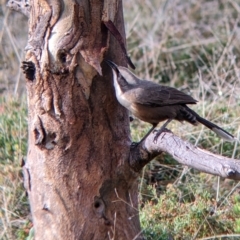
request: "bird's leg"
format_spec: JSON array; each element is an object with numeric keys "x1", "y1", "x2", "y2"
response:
[
  {"x1": 130, "y1": 124, "x2": 157, "y2": 148},
  {"x1": 141, "y1": 124, "x2": 157, "y2": 143},
  {"x1": 153, "y1": 118, "x2": 173, "y2": 143}
]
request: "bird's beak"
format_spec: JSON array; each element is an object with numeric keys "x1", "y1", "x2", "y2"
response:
[{"x1": 104, "y1": 60, "x2": 119, "y2": 72}]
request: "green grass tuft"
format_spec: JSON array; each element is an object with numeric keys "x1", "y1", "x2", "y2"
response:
[{"x1": 0, "y1": 96, "x2": 30, "y2": 240}]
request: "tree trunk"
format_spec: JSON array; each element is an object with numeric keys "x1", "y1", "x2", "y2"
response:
[{"x1": 20, "y1": 1, "x2": 143, "y2": 239}]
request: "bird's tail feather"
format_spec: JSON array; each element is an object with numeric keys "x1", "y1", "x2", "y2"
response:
[
  {"x1": 196, "y1": 115, "x2": 234, "y2": 141},
  {"x1": 185, "y1": 107, "x2": 235, "y2": 142}
]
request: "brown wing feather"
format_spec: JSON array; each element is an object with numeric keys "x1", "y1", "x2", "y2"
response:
[{"x1": 131, "y1": 81, "x2": 197, "y2": 107}]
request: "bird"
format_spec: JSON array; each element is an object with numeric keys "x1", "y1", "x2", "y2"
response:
[{"x1": 105, "y1": 60, "x2": 235, "y2": 143}]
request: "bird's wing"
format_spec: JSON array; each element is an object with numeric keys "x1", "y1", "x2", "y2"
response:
[{"x1": 131, "y1": 84, "x2": 197, "y2": 107}]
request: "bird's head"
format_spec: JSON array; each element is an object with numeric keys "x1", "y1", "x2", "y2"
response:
[{"x1": 105, "y1": 60, "x2": 140, "y2": 85}]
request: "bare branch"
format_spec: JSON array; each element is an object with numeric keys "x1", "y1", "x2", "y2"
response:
[{"x1": 129, "y1": 130, "x2": 240, "y2": 180}]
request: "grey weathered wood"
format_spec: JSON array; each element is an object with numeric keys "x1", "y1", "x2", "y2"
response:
[{"x1": 130, "y1": 130, "x2": 240, "y2": 180}]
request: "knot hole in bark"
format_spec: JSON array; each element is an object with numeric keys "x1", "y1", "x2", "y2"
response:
[
  {"x1": 54, "y1": 49, "x2": 70, "y2": 74},
  {"x1": 57, "y1": 49, "x2": 67, "y2": 64},
  {"x1": 44, "y1": 132, "x2": 57, "y2": 150},
  {"x1": 93, "y1": 196, "x2": 111, "y2": 226},
  {"x1": 93, "y1": 196, "x2": 105, "y2": 215},
  {"x1": 33, "y1": 119, "x2": 45, "y2": 146},
  {"x1": 21, "y1": 61, "x2": 35, "y2": 81},
  {"x1": 33, "y1": 117, "x2": 57, "y2": 149}
]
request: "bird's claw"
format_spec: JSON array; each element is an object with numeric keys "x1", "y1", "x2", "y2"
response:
[
  {"x1": 153, "y1": 128, "x2": 169, "y2": 143},
  {"x1": 153, "y1": 131, "x2": 162, "y2": 143},
  {"x1": 153, "y1": 135, "x2": 159, "y2": 144}
]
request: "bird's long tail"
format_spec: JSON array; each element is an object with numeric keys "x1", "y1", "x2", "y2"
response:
[{"x1": 184, "y1": 106, "x2": 235, "y2": 142}]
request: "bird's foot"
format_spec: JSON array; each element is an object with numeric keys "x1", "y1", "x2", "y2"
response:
[
  {"x1": 153, "y1": 128, "x2": 170, "y2": 143},
  {"x1": 153, "y1": 130, "x2": 163, "y2": 143}
]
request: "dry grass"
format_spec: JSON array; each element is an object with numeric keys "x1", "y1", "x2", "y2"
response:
[
  {"x1": 123, "y1": 0, "x2": 240, "y2": 238},
  {"x1": 0, "y1": 0, "x2": 28, "y2": 95},
  {"x1": 0, "y1": 97, "x2": 29, "y2": 239}
]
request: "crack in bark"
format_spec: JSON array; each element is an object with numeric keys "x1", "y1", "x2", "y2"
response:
[
  {"x1": 55, "y1": 187, "x2": 69, "y2": 214},
  {"x1": 33, "y1": 116, "x2": 45, "y2": 145},
  {"x1": 26, "y1": 168, "x2": 31, "y2": 191},
  {"x1": 27, "y1": 11, "x2": 52, "y2": 51},
  {"x1": 47, "y1": 0, "x2": 62, "y2": 27},
  {"x1": 23, "y1": 164, "x2": 31, "y2": 192}
]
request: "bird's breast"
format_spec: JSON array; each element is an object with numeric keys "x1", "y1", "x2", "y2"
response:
[
  {"x1": 113, "y1": 80, "x2": 132, "y2": 108},
  {"x1": 129, "y1": 103, "x2": 179, "y2": 125},
  {"x1": 116, "y1": 93, "x2": 132, "y2": 109}
]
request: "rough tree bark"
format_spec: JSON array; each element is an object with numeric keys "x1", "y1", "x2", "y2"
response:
[
  {"x1": 7, "y1": 0, "x2": 240, "y2": 240},
  {"x1": 9, "y1": 0, "x2": 142, "y2": 239}
]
